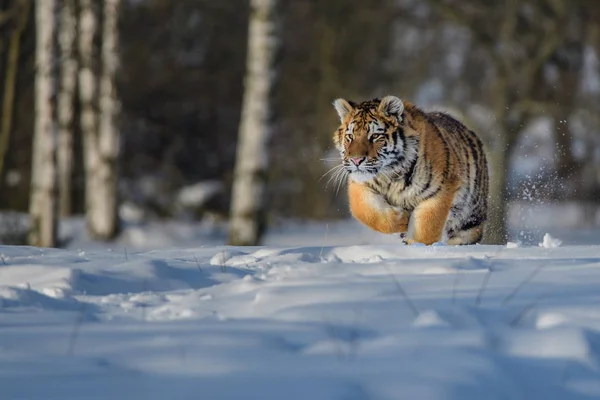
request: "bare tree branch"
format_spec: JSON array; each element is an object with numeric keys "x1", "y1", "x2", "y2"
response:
[
  {"x1": 513, "y1": 99, "x2": 558, "y2": 115},
  {"x1": 423, "y1": 0, "x2": 495, "y2": 48},
  {"x1": 521, "y1": 5, "x2": 567, "y2": 92},
  {"x1": 496, "y1": 0, "x2": 519, "y2": 76}
]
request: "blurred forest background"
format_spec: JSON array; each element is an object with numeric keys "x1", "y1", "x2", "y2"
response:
[{"x1": 0, "y1": 0, "x2": 599, "y2": 247}]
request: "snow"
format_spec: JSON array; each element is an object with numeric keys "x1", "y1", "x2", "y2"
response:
[
  {"x1": 539, "y1": 233, "x2": 563, "y2": 249},
  {"x1": 2, "y1": 221, "x2": 600, "y2": 399},
  {"x1": 176, "y1": 180, "x2": 223, "y2": 208}
]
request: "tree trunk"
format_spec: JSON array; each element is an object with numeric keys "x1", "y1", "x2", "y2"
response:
[
  {"x1": 29, "y1": 0, "x2": 58, "y2": 248},
  {"x1": 228, "y1": 0, "x2": 281, "y2": 246},
  {"x1": 0, "y1": 0, "x2": 30, "y2": 186},
  {"x1": 94, "y1": 0, "x2": 121, "y2": 239},
  {"x1": 482, "y1": 79, "x2": 512, "y2": 245},
  {"x1": 483, "y1": 144, "x2": 510, "y2": 244},
  {"x1": 80, "y1": 0, "x2": 120, "y2": 240},
  {"x1": 78, "y1": 0, "x2": 98, "y2": 237},
  {"x1": 57, "y1": 0, "x2": 77, "y2": 217},
  {"x1": 553, "y1": 58, "x2": 582, "y2": 181}
]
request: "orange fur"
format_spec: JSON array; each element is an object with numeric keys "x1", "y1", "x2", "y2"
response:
[
  {"x1": 406, "y1": 188, "x2": 456, "y2": 245},
  {"x1": 348, "y1": 181, "x2": 408, "y2": 234}
]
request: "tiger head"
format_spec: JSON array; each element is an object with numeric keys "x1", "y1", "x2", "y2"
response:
[{"x1": 332, "y1": 96, "x2": 414, "y2": 183}]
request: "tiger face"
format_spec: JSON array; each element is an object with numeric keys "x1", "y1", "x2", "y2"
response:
[{"x1": 332, "y1": 96, "x2": 410, "y2": 182}]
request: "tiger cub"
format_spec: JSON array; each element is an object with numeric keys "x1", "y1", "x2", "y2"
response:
[{"x1": 332, "y1": 96, "x2": 489, "y2": 245}]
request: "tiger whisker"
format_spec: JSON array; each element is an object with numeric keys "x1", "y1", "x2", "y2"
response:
[
  {"x1": 335, "y1": 170, "x2": 349, "y2": 195},
  {"x1": 325, "y1": 167, "x2": 346, "y2": 189},
  {"x1": 319, "y1": 164, "x2": 344, "y2": 182},
  {"x1": 329, "y1": 167, "x2": 348, "y2": 195},
  {"x1": 325, "y1": 166, "x2": 347, "y2": 190},
  {"x1": 319, "y1": 165, "x2": 343, "y2": 180}
]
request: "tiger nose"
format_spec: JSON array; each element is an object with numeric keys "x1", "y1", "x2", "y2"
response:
[{"x1": 350, "y1": 157, "x2": 366, "y2": 166}]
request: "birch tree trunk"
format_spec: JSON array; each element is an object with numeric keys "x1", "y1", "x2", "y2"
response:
[
  {"x1": 94, "y1": 0, "x2": 121, "y2": 238},
  {"x1": 29, "y1": 0, "x2": 58, "y2": 248},
  {"x1": 78, "y1": 0, "x2": 99, "y2": 237},
  {"x1": 228, "y1": 0, "x2": 281, "y2": 246},
  {"x1": 79, "y1": 0, "x2": 120, "y2": 240},
  {"x1": 57, "y1": 0, "x2": 77, "y2": 217}
]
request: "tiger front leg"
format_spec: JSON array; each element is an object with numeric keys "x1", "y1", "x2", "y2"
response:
[
  {"x1": 348, "y1": 181, "x2": 409, "y2": 234},
  {"x1": 406, "y1": 191, "x2": 455, "y2": 245}
]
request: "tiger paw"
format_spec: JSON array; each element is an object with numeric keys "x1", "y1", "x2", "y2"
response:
[{"x1": 398, "y1": 232, "x2": 408, "y2": 245}]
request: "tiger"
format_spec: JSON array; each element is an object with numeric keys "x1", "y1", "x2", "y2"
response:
[{"x1": 331, "y1": 95, "x2": 489, "y2": 245}]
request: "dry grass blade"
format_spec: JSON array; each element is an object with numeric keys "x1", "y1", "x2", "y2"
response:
[
  {"x1": 319, "y1": 223, "x2": 329, "y2": 259},
  {"x1": 452, "y1": 269, "x2": 461, "y2": 304},
  {"x1": 475, "y1": 269, "x2": 493, "y2": 306},
  {"x1": 67, "y1": 303, "x2": 87, "y2": 356},
  {"x1": 561, "y1": 361, "x2": 573, "y2": 385},
  {"x1": 347, "y1": 309, "x2": 362, "y2": 362},
  {"x1": 509, "y1": 302, "x2": 536, "y2": 327},
  {"x1": 220, "y1": 250, "x2": 227, "y2": 272},
  {"x1": 323, "y1": 318, "x2": 347, "y2": 362},
  {"x1": 384, "y1": 266, "x2": 419, "y2": 317},
  {"x1": 509, "y1": 292, "x2": 548, "y2": 327},
  {"x1": 194, "y1": 254, "x2": 203, "y2": 273},
  {"x1": 140, "y1": 279, "x2": 148, "y2": 321},
  {"x1": 502, "y1": 263, "x2": 544, "y2": 306}
]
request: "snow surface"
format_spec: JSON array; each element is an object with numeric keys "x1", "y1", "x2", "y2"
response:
[{"x1": 2, "y1": 222, "x2": 600, "y2": 399}]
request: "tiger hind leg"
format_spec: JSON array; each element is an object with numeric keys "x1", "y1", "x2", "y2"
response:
[{"x1": 446, "y1": 224, "x2": 485, "y2": 245}]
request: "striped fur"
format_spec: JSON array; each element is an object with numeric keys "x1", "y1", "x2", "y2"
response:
[{"x1": 332, "y1": 96, "x2": 489, "y2": 245}]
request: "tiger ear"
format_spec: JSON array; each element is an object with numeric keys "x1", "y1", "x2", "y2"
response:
[
  {"x1": 332, "y1": 98, "x2": 354, "y2": 122},
  {"x1": 378, "y1": 96, "x2": 404, "y2": 120}
]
